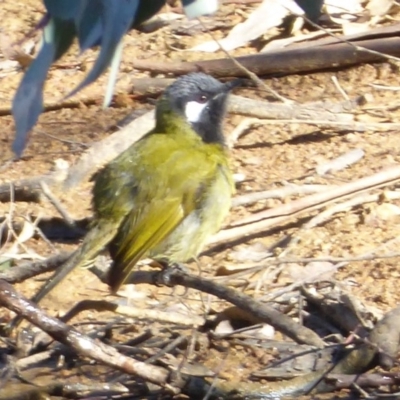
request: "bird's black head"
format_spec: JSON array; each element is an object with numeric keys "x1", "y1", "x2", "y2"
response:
[{"x1": 156, "y1": 73, "x2": 239, "y2": 144}]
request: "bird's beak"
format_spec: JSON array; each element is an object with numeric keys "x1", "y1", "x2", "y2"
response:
[
  {"x1": 212, "y1": 79, "x2": 242, "y2": 103},
  {"x1": 223, "y1": 78, "x2": 243, "y2": 92}
]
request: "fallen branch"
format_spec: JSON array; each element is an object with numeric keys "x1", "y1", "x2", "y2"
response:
[
  {"x1": 1, "y1": 252, "x2": 323, "y2": 347},
  {"x1": 0, "y1": 216, "x2": 89, "y2": 242},
  {"x1": 0, "y1": 279, "x2": 170, "y2": 386},
  {"x1": 279, "y1": 190, "x2": 400, "y2": 257},
  {"x1": 0, "y1": 252, "x2": 72, "y2": 283},
  {"x1": 232, "y1": 184, "x2": 337, "y2": 207},
  {"x1": 0, "y1": 382, "x2": 127, "y2": 400},
  {"x1": 209, "y1": 165, "x2": 400, "y2": 248},
  {"x1": 326, "y1": 372, "x2": 400, "y2": 389},
  {"x1": 129, "y1": 36, "x2": 400, "y2": 77},
  {"x1": 61, "y1": 299, "x2": 205, "y2": 327},
  {"x1": 122, "y1": 268, "x2": 325, "y2": 347},
  {"x1": 0, "y1": 97, "x2": 101, "y2": 117}
]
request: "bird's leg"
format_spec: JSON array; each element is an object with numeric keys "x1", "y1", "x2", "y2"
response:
[{"x1": 153, "y1": 261, "x2": 189, "y2": 287}]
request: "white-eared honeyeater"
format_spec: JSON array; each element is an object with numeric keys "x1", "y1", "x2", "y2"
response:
[{"x1": 32, "y1": 72, "x2": 238, "y2": 303}]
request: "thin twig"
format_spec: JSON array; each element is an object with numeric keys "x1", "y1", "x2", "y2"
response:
[
  {"x1": 210, "y1": 165, "x2": 400, "y2": 248},
  {"x1": 197, "y1": 18, "x2": 291, "y2": 103}
]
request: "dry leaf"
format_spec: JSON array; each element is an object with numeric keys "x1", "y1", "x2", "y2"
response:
[
  {"x1": 261, "y1": 30, "x2": 329, "y2": 52},
  {"x1": 191, "y1": 0, "x2": 304, "y2": 52},
  {"x1": 325, "y1": 0, "x2": 364, "y2": 24},
  {"x1": 229, "y1": 242, "x2": 272, "y2": 262},
  {"x1": 316, "y1": 148, "x2": 365, "y2": 176},
  {"x1": 0, "y1": 33, "x2": 34, "y2": 68},
  {"x1": 287, "y1": 261, "x2": 336, "y2": 283},
  {"x1": 364, "y1": 203, "x2": 400, "y2": 227},
  {"x1": 367, "y1": 0, "x2": 395, "y2": 16}
]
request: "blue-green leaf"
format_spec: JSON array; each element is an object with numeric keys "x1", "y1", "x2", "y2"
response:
[
  {"x1": 53, "y1": 19, "x2": 76, "y2": 61},
  {"x1": 294, "y1": 0, "x2": 324, "y2": 22},
  {"x1": 67, "y1": 0, "x2": 140, "y2": 98},
  {"x1": 182, "y1": 0, "x2": 218, "y2": 18},
  {"x1": 75, "y1": 0, "x2": 103, "y2": 51},
  {"x1": 103, "y1": 40, "x2": 124, "y2": 108},
  {"x1": 12, "y1": 18, "x2": 75, "y2": 156},
  {"x1": 43, "y1": 0, "x2": 81, "y2": 20},
  {"x1": 12, "y1": 22, "x2": 56, "y2": 156},
  {"x1": 133, "y1": 0, "x2": 165, "y2": 27},
  {"x1": 12, "y1": 0, "x2": 223, "y2": 156}
]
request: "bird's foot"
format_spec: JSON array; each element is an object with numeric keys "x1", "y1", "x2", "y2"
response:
[{"x1": 154, "y1": 262, "x2": 188, "y2": 287}]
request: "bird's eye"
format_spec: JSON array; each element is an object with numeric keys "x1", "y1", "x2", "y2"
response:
[{"x1": 196, "y1": 94, "x2": 208, "y2": 104}]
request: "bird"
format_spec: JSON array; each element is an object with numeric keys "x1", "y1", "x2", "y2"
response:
[{"x1": 31, "y1": 72, "x2": 238, "y2": 304}]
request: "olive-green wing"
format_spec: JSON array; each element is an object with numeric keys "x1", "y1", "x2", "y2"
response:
[{"x1": 108, "y1": 196, "x2": 187, "y2": 291}]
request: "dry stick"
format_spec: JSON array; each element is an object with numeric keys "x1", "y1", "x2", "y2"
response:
[
  {"x1": 61, "y1": 299, "x2": 205, "y2": 327},
  {"x1": 0, "y1": 383, "x2": 127, "y2": 400},
  {"x1": 331, "y1": 76, "x2": 350, "y2": 101},
  {"x1": 0, "y1": 24, "x2": 396, "y2": 117},
  {"x1": 237, "y1": 166, "x2": 400, "y2": 225},
  {"x1": 282, "y1": 22, "x2": 400, "y2": 51},
  {"x1": 326, "y1": 373, "x2": 400, "y2": 390},
  {"x1": 122, "y1": 269, "x2": 325, "y2": 347},
  {"x1": 197, "y1": 18, "x2": 290, "y2": 104},
  {"x1": 280, "y1": 190, "x2": 400, "y2": 257},
  {"x1": 316, "y1": 148, "x2": 365, "y2": 177},
  {"x1": 6, "y1": 215, "x2": 43, "y2": 258},
  {"x1": 128, "y1": 37, "x2": 400, "y2": 77},
  {"x1": 209, "y1": 165, "x2": 400, "y2": 248},
  {"x1": 262, "y1": 236, "x2": 400, "y2": 302},
  {"x1": 0, "y1": 279, "x2": 170, "y2": 387},
  {"x1": 0, "y1": 98, "x2": 100, "y2": 117},
  {"x1": 228, "y1": 96, "x2": 360, "y2": 119},
  {"x1": 260, "y1": 252, "x2": 400, "y2": 266},
  {"x1": 214, "y1": 250, "x2": 400, "y2": 293},
  {"x1": 302, "y1": 287, "x2": 370, "y2": 337},
  {"x1": 0, "y1": 160, "x2": 69, "y2": 203},
  {"x1": 0, "y1": 252, "x2": 72, "y2": 283},
  {"x1": 4, "y1": 247, "x2": 399, "y2": 295},
  {"x1": 0, "y1": 278, "x2": 324, "y2": 397},
  {"x1": 130, "y1": 77, "x2": 361, "y2": 118},
  {"x1": 0, "y1": 216, "x2": 89, "y2": 244},
  {"x1": 0, "y1": 185, "x2": 14, "y2": 251},
  {"x1": 131, "y1": 79, "x2": 361, "y2": 120},
  {"x1": 0, "y1": 241, "x2": 324, "y2": 347},
  {"x1": 32, "y1": 300, "x2": 204, "y2": 354},
  {"x1": 16, "y1": 350, "x2": 56, "y2": 370},
  {"x1": 232, "y1": 184, "x2": 337, "y2": 207},
  {"x1": 228, "y1": 118, "x2": 400, "y2": 148},
  {"x1": 39, "y1": 181, "x2": 76, "y2": 228},
  {"x1": 228, "y1": 118, "x2": 261, "y2": 148},
  {"x1": 27, "y1": 215, "x2": 59, "y2": 253},
  {"x1": 300, "y1": 15, "x2": 400, "y2": 64},
  {"x1": 145, "y1": 335, "x2": 189, "y2": 366},
  {"x1": 63, "y1": 110, "x2": 155, "y2": 189},
  {"x1": 1, "y1": 184, "x2": 37, "y2": 257}
]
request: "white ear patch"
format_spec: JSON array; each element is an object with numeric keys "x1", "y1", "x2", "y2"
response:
[{"x1": 185, "y1": 101, "x2": 208, "y2": 123}]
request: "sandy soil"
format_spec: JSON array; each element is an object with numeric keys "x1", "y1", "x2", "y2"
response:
[{"x1": 1, "y1": 1, "x2": 400, "y2": 398}]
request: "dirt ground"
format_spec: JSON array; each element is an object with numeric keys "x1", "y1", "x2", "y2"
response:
[{"x1": 1, "y1": 1, "x2": 400, "y2": 399}]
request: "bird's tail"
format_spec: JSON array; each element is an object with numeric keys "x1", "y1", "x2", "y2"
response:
[{"x1": 31, "y1": 219, "x2": 120, "y2": 304}]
